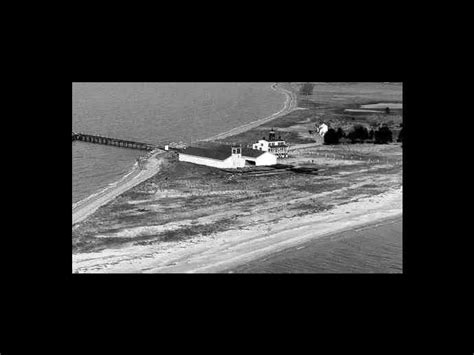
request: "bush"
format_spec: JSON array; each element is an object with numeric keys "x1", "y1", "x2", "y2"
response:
[
  {"x1": 374, "y1": 126, "x2": 393, "y2": 144},
  {"x1": 368, "y1": 129, "x2": 375, "y2": 140},
  {"x1": 336, "y1": 127, "x2": 346, "y2": 139},
  {"x1": 347, "y1": 125, "x2": 369, "y2": 143},
  {"x1": 397, "y1": 127, "x2": 403, "y2": 143},
  {"x1": 324, "y1": 128, "x2": 340, "y2": 145}
]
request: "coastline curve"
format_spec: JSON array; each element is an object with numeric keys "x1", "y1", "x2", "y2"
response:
[{"x1": 72, "y1": 83, "x2": 296, "y2": 226}]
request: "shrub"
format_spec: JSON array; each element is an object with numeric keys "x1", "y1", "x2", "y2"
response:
[
  {"x1": 374, "y1": 126, "x2": 393, "y2": 144},
  {"x1": 347, "y1": 125, "x2": 369, "y2": 143},
  {"x1": 368, "y1": 129, "x2": 375, "y2": 140},
  {"x1": 324, "y1": 128, "x2": 340, "y2": 145},
  {"x1": 397, "y1": 127, "x2": 403, "y2": 143},
  {"x1": 336, "y1": 127, "x2": 346, "y2": 139}
]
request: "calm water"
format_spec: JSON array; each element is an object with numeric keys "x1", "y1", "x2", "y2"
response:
[
  {"x1": 229, "y1": 217, "x2": 403, "y2": 273},
  {"x1": 72, "y1": 83, "x2": 285, "y2": 203}
]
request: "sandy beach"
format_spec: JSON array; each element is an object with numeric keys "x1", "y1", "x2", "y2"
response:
[
  {"x1": 72, "y1": 187, "x2": 402, "y2": 273},
  {"x1": 201, "y1": 84, "x2": 297, "y2": 141},
  {"x1": 72, "y1": 82, "x2": 403, "y2": 273},
  {"x1": 228, "y1": 216, "x2": 402, "y2": 273},
  {"x1": 72, "y1": 150, "x2": 166, "y2": 226}
]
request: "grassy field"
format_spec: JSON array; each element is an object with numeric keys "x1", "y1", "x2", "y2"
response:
[
  {"x1": 215, "y1": 82, "x2": 402, "y2": 147},
  {"x1": 72, "y1": 82, "x2": 403, "y2": 254}
]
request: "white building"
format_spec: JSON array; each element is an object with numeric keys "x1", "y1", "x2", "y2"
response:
[
  {"x1": 252, "y1": 129, "x2": 289, "y2": 158},
  {"x1": 318, "y1": 123, "x2": 329, "y2": 137},
  {"x1": 178, "y1": 145, "x2": 277, "y2": 169}
]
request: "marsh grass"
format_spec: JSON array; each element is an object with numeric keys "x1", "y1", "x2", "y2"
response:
[
  {"x1": 293, "y1": 182, "x2": 347, "y2": 194},
  {"x1": 288, "y1": 201, "x2": 332, "y2": 214},
  {"x1": 135, "y1": 217, "x2": 237, "y2": 245}
]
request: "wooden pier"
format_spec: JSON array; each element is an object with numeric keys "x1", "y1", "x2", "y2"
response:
[{"x1": 72, "y1": 132, "x2": 159, "y2": 151}]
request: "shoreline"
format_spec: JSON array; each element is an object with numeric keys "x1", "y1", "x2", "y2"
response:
[
  {"x1": 72, "y1": 83, "x2": 296, "y2": 225},
  {"x1": 226, "y1": 215, "x2": 402, "y2": 273},
  {"x1": 72, "y1": 187, "x2": 402, "y2": 273},
  {"x1": 72, "y1": 150, "x2": 165, "y2": 226},
  {"x1": 72, "y1": 82, "x2": 403, "y2": 273},
  {"x1": 201, "y1": 83, "x2": 297, "y2": 142}
]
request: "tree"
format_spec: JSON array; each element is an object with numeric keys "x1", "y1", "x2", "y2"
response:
[
  {"x1": 336, "y1": 127, "x2": 346, "y2": 139},
  {"x1": 300, "y1": 82, "x2": 315, "y2": 96},
  {"x1": 374, "y1": 125, "x2": 393, "y2": 144},
  {"x1": 368, "y1": 129, "x2": 375, "y2": 140},
  {"x1": 324, "y1": 128, "x2": 340, "y2": 145},
  {"x1": 397, "y1": 127, "x2": 403, "y2": 143},
  {"x1": 347, "y1": 125, "x2": 369, "y2": 143}
]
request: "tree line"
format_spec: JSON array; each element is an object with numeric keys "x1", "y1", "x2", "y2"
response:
[{"x1": 324, "y1": 124, "x2": 403, "y2": 145}]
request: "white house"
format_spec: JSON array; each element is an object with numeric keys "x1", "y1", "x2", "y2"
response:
[
  {"x1": 178, "y1": 145, "x2": 277, "y2": 169},
  {"x1": 241, "y1": 147, "x2": 277, "y2": 166},
  {"x1": 252, "y1": 129, "x2": 289, "y2": 158},
  {"x1": 318, "y1": 123, "x2": 329, "y2": 137}
]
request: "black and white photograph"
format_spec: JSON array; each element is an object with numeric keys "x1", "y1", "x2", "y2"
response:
[{"x1": 72, "y1": 82, "x2": 403, "y2": 273}]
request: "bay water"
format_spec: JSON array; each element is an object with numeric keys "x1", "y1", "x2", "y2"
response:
[{"x1": 72, "y1": 83, "x2": 285, "y2": 204}]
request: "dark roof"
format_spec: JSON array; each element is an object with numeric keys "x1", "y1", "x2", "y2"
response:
[
  {"x1": 178, "y1": 145, "x2": 232, "y2": 161},
  {"x1": 269, "y1": 144, "x2": 289, "y2": 148},
  {"x1": 178, "y1": 145, "x2": 267, "y2": 160},
  {"x1": 241, "y1": 147, "x2": 266, "y2": 158}
]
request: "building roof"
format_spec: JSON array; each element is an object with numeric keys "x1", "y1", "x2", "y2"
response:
[
  {"x1": 241, "y1": 147, "x2": 266, "y2": 158},
  {"x1": 178, "y1": 145, "x2": 232, "y2": 161},
  {"x1": 178, "y1": 145, "x2": 267, "y2": 161}
]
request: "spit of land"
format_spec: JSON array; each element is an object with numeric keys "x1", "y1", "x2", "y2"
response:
[{"x1": 72, "y1": 82, "x2": 403, "y2": 273}]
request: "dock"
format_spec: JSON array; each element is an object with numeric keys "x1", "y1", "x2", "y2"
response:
[{"x1": 72, "y1": 132, "x2": 160, "y2": 151}]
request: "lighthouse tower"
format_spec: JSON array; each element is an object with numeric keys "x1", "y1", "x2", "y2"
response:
[{"x1": 268, "y1": 128, "x2": 277, "y2": 141}]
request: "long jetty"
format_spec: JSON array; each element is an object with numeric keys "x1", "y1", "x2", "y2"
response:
[{"x1": 72, "y1": 132, "x2": 158, "y2": 151}]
